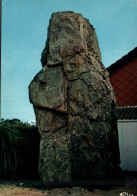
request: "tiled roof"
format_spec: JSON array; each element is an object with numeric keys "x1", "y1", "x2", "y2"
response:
[
  {"x1": 116, "y1": 106, "x2": 137, "y2": 120},
  {"x1": 107, "y1": 47, "x2": 137, "y2": 74},
  {"x1": 106, "y1": 47, "x2": 137, "y2": 107},
  {"x1": 110, "y1": 61, "x2": 137, "y2": 107}
]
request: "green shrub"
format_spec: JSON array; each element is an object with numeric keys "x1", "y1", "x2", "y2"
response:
[{"x1": 0, "y1": 119, "x2": 40, "y2": 179}]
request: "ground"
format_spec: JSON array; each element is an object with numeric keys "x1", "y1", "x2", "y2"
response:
[{"x1": 0, "y1": 174, "x2": 137, "y2": 196}]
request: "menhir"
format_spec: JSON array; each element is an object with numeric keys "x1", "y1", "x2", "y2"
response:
[{"x1": 29, "y1": 11, "x2": 121, "y2": 185}]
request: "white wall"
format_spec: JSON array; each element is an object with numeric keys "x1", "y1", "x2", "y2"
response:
[{"x1": 118, "y1": 120, "x2": 137, "y2": 171}]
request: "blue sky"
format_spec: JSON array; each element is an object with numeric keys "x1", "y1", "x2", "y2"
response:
[{"x1": 2, "y1": 0, "x2": 137, "y2": 122}]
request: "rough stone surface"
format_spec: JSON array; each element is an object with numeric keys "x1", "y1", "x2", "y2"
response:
[{"x1": 29, "y1": 11, "x2": 121, "y2": 184}]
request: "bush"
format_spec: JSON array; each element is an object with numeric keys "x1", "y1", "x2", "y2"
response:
[{"x1": 0, "y1": 119, "x2": 40, "y2": 179}]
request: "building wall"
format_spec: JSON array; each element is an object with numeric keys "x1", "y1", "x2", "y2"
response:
[
  {"x1": 110, "y1": 57, "x2": 137, "y2": 106},
  {"x1": 118, "y1": 120, "x2": 137, "y2": 171}
]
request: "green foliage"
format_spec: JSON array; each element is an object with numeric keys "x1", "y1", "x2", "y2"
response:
[
  {"x1": 0, "y1": 119, "x2": 22, "y2": 177},
  {"x1": 0, "y1": 119, "x2": 40, "y2": 179}
]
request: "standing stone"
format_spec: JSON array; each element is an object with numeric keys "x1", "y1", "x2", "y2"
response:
[{"x1": 29, "y1": 11, "x2": 121, "y2": 184}]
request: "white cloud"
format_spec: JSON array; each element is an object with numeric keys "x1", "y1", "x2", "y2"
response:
[{"x1": 28, "y1": 120, "x2": 36, "y2": 125}]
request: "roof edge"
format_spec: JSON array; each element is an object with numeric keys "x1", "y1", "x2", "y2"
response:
[
  {"x1": 107, "y1": 47, "x2": 137, "y2": 74},
  {"x1": 116, "y1": 106, "x2": 137, "y2": 109},
  {"x1": 116, "y1": 106, "x2": 137, "y2": 120}
]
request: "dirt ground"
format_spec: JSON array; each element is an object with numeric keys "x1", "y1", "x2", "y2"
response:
[{"x1": 0, "y1": 174, "x2": 137, "y2": 196}]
